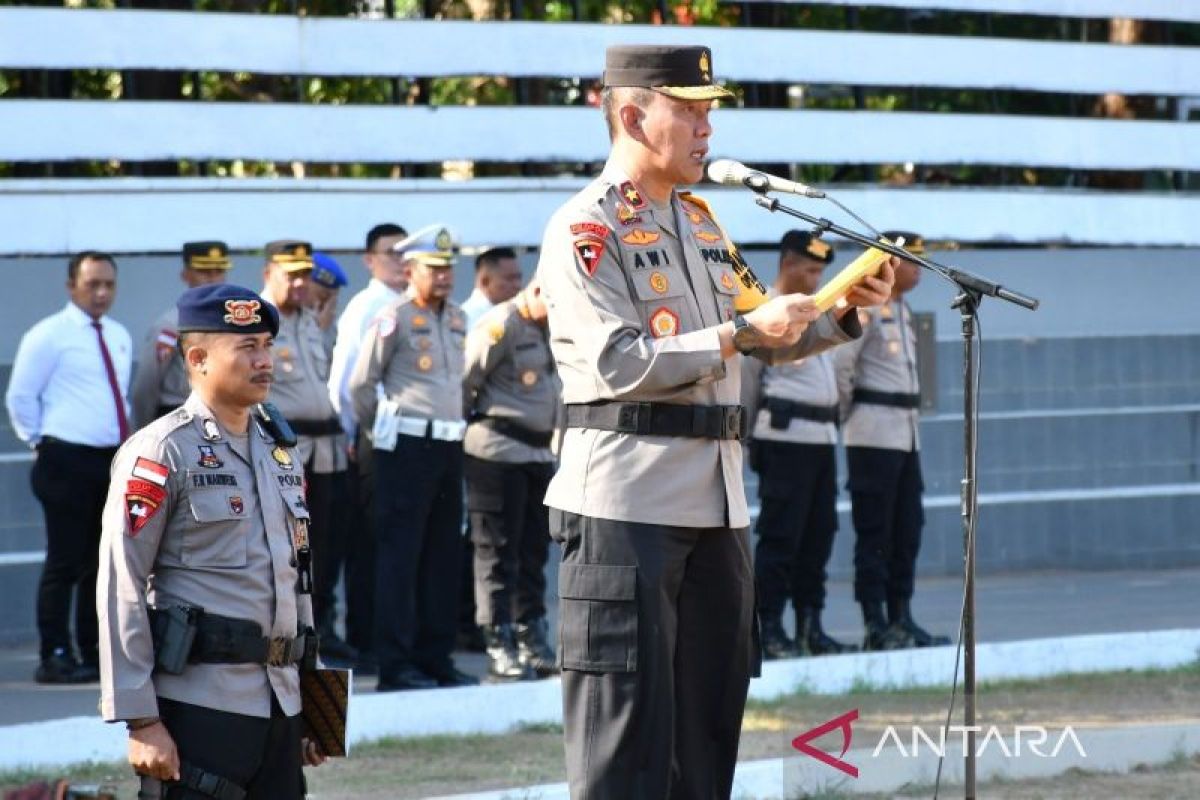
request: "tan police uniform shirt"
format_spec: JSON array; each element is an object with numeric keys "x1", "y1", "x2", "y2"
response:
[
  {"x1": 835, "y1": 299, "x2": 921, "y2": 452},
  {"x1": 98, "y1": 393, "x2": 314, "y2": 721},
  {"x1": 130, "y1": 306, "x2": 189, "y2": 428},
  {"x1": 742, "y1": 351, "x2": 839, "y2": 446},
  {"x1": 348, "y1": 291, "x2": 467, "y2": 427},
  {"x1": 536, "y1": 162, "x2": 859, "y2": 529},
  {"x1": 463, "y1": 298, "x2": 559, "y2": 464},
  {"x1": 267, "y1": 305, "x2": 347, "y2": 474}
]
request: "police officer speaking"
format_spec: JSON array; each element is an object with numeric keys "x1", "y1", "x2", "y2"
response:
[
  {"x1": 98, "y1": 284, "x2": 325, "y2": 799},
  {"x1": 536, "y1": 44, "x2": 895, "y2": 798}
]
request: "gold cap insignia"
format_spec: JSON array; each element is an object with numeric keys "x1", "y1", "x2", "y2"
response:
[{"x1": 223, "y1": 299, "x2": 262, "y2": 326}]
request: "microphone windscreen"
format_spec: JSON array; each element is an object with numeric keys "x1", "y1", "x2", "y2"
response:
[{"x1": 706, "y1": 159, "x2": 742, "y2": 186}]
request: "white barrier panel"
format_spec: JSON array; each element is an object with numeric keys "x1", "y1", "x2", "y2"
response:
[
  {"x1": 3, "y1": 9, "x2": 1200, "y2": 96},
  {"x1": 738, "y1": 0, "x2": 1200, "y2": 25},
  {"x1": 6, "y1": 101, "x2": 1200, "y2": 171},
  {"x1": 3, "y1": 177, "x2": 1200, "y2": 253}
]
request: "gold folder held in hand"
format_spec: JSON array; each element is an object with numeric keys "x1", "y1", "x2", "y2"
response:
[
  {"x1": 301, "y1": 667, "x2": 352, "y2": 757},
  {"x1": 811, "y1": 236, "x2": 903, "y2": 313}
]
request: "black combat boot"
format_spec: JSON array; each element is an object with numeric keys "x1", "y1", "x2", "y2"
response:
[
  {"x1": 484, "y1": 624, "x2": 532, "y2": 681},
  {"x1": 760, "y1": 613, "x2": 800, "y2": 660},
  {"x1": 515, "y1": 618, "x2": 559, "y2": 678},
  {"x1": 796, "y1": 607, "x2": 857, "y2": 656},
  {"x1": 888, "y1": 598, "x2": 951, "y2": 647},
  {"x1": 860, "y1": 601, "x2": 914, "y2": 651}
]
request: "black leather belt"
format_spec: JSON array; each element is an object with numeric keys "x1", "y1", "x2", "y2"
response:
[
  {"x1": 287, "y1": 417, "x2": 343, "y2": 436},
  {"x1": 852, "y1": 388, "x2": 921, "y2": 409},
  {"x1": 765, "y1": 397, "x2": 839, "y2": 428},
  {"x1": 177, "y1": 762, "x2": 247, "y2": 800},
  {"x1": 149, "y1": 608, "x2": 313, "y2": 667},
  {"x1": 565, "y1": 402, "x2": 746, "y2": 441},
  {"x1": 477, "y1": 416, "x2": 554, "y2": 449}
]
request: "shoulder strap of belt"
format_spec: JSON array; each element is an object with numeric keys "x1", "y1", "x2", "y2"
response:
[
  {"x1": 175, "y1": 762, "x2": 247, "y2": 800},
  {"x1": 678, "y1": 192, "x2": 771, "y2": 313}
]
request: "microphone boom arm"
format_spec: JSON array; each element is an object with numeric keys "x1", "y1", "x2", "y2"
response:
[{"x1": 751, "y1": 195, "x2": 1039, "y2": 311}]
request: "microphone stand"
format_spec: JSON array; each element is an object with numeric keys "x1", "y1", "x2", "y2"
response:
[{"x1": 750, "y1": 193, "x2": 1038, "y2": 800}]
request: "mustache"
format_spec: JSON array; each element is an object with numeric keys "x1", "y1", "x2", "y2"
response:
[{"x1": 251, "y1": 373, "x2": 274, "y2": 384}]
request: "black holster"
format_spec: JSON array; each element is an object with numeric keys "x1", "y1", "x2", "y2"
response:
[{"x1": 149, "y1": 605, "x2": 201, "y2": 676}]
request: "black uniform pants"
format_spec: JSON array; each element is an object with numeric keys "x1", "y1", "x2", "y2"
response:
[
  {"x1": 847, "y1": 446, "x2": 925, "y2": 606},
  {"x1": 465, "y1": 456, "x2": 553, "y2": 627},
  {"x1": 552, "y1": 509, "x2": 757, "y2": 800},
  {"x1": 30, "y1": 439, "x2": 115, "y2": 663},
  {"x1": 753, "y1": 441, "x2": 839, "y2": 616},
  {"x1": 141, "y1": 695, "x2": 304, "y2": 799},
  {"x1": 344, "y1": 429, "x2": 376, "y2": 653},
  {"x1": 303, "y1": 459, "x2": 345, "y2": 635},
  {"x1": 373, "y1": 435, "x2": 463, "y2": 678}
]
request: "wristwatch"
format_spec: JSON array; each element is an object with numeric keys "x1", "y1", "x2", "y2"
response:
[{"x1": 731, "y1": 315, "x2": 759, "y2": 354}]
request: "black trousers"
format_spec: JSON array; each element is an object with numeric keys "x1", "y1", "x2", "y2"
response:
[
  {"x1": 343, "y1": 429, "x2": 376, "y2": 653},
  {"x1": 303, "y1": 460, "x2": 344, "y2": 635},
  {"x1": 847, "y1": 446, "x2": 925, "y2": 606},
  {"x1": 30, "y1": 439, "x2": 115, "y2": 662},
  {"x1": 373, "y1": 436, "x2": 463, "y2": 678},
  {"x1": 753, "y1": 441, "x2": 839, "y2": 616},
  {"x1": 465, "y1": 456, "x2": 553, "y2": 627},
  {"x1": 140, "y1": 695, "x2": 304, "y2": 799},
  {"x1": 552, "y1": 510, "x2": 757, "y2": 800}
]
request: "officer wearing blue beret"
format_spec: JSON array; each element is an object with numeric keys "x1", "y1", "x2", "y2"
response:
[{"x1": 99, "y1": 283, "x2": 328, "y2": 798}]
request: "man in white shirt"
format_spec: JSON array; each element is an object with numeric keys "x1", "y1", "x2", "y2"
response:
[
  {"x1": 460, "y1": 247, "x2": 523, "y2": 331},
  {"x1": 326, "y1": 222, "x2": 407, "y2": 665},
  {"x1": 5, "y1": 251, "x2": 133, "y2": 684}
]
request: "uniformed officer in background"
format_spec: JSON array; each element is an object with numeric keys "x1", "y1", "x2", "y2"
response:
[
  {"x1": 836, "y1": 231, "x2": 950, "y2": 651},
  {"x1": 463, "y1": 280, "x2": 559, "y2": 682},
  {"x1": 98, "y1": 284, "x2": 325, "y2": 799},
  {"x1": 130, "y1": 242, "x2": 230, "y2": 428},
  {"x1": 349, "y1": 226, "x2": 478, "y2": 691},
  {"x1": 743, "y1": 230, "x2": 856, "y2": 659},
  {"x1": 260, "y1": 240, "x2": 355, "y2": 665},
  {"x1": 536, "y1": 45, "x2": 894, "y2": 797}
]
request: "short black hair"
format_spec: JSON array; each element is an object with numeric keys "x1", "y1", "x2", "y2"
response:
[
  {"x1": 475, "y1": 246, "x2": 518, "y2": 273},
  {"x1": 365, "y1": 223, "x2": 407, "y2": 252},
  {"x1": 67, "y1": 251, "x2": 117, "y2": 283}
]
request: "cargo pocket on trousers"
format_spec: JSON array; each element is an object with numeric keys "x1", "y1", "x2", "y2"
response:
[{"x1": 558, "y1": 563, "x2": 638, "y2": 672}]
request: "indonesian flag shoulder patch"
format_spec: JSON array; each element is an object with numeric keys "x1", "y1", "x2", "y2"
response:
[
  {"x1": 132, "y1": 457, "x2": 169, "y2": 487},
  {"x1": 573, "y1": 237, "x2": 606, "y2": 277}
]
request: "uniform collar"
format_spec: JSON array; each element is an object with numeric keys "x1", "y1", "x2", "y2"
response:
[
  {"x1": 368, "y1": 277, "x2": 403, "y2": 298},
  {"x1": 182, "y1": 393, "x2": 269, "y2": 443},
  {"x1": 63, "y1": 301, "x2": 105, "y2": 327}
]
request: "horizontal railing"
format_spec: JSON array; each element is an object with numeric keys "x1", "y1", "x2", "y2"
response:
[
  {"x1": 1, "y1": 9, "x2": 1198, "y2": 96},
  {"x1": 6, "y1": 101, "x2": 1199, "y2": 169}
]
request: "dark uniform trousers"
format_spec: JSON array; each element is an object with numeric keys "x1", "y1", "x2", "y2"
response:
[
  {"x1": 140, "y1": 695, "x2": 304, "y2": 799},
  {"x1": 847, "y1": 446, "x2": 925, "y2": 606},
  {"x1": 552, "y1": 510, "x2": 757, "y2": 800},
  {"x1": 373, "y1": 435, "x2": 464, "y2": 678},
  {"x1": 30, "y1": 439, "x2": 116, "y2": 663},
  {"x1": 753, "y1": 441, "x2": 839, "y2": 615},
  {"x1": 343, "y1": 428, "x2": 376, "y2": 654},
  {"x1": 303, "y1": 456, "x2": 343, "y2": 636},
  {"x1": 465, "y1": 456, "x2": 553, "y2": 627}
]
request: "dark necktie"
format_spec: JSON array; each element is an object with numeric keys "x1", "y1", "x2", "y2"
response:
[{"x1": 92, "y1": 320, "x2": 130, "y2": 441}]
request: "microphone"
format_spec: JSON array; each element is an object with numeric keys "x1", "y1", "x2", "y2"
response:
[{"x1": 706, "y1": 159, "x2": 826, "y2": 199}]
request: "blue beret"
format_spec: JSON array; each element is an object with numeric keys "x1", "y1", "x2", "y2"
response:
[
  {"x1": 177, "y1": 284, "x2": 279, "y2": 337},
  {"x1": 311, "y1": 252, "x2": 348, "y2": 289}
]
